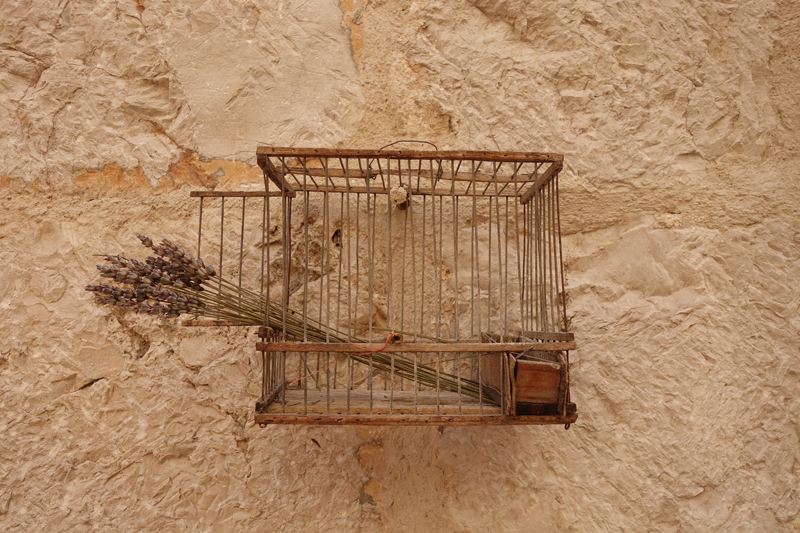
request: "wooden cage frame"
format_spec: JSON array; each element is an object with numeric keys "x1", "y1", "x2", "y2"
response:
[{"x1": 188, "y1": 146, "x2": 578, "y2": 427}]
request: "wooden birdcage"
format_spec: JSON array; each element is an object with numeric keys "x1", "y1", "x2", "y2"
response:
[{"x1": 188, "y1": 146, "x2": 577, "y2": 427}]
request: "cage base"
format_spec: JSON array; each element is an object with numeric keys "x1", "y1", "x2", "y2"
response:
[
  {"x1": 255, "y1": 388, "x2": 577, "y2": 426},
  {"x1": 254, "y1": 412, "x2": 578, "y2": 426}
]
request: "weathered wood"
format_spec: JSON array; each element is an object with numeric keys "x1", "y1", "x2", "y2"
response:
[
  {"x1": 254, "y1": 413, "x2": 578, "y2": 426},
  {"x1": 256, "y1": 151, "x2": 296, "y2": 197},
  {"x1": 189, "y1": 191, "x2": 286, "y2": 198},
  {"x1": 519, "y1": 162, "x2": 561, "y2": 204},
  {"x1": 506, "y1": 354, "x2": 516, "y2": 416},
  {"x1": 255, "y1": 341, "x2": 576, "y2": 353},
  {"x1": 515, "y1": 360, "x2": 561, "y2": 404},
  {"x1": 479, "y1": 352, "x2": 503, "y2": 405},
  {"x1": 257, "y1": 382, "x2": 285, "y2": 410},
  {"x1": 257, "y1": 146, "x2": 564, "y2": 164},
  {"x1": 556, "y1": 352, "x2": 567, "y2": 416}
]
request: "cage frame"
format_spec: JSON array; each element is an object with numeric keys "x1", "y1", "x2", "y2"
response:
[{"x1": 186, "y1": 146, "x2": 578, "y2": 427}]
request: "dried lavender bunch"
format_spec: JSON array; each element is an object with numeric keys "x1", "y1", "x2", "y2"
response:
[
  {"x1": 86, "y1": 235, "x2": 218, "y2": 320},
  {"x1": 86, "y1": 235, "x2": 493, "y2": 403}
]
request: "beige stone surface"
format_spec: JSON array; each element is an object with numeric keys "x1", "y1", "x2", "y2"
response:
[{"x1": 1, "y1": 0, "x2": 799, "y2": 531}]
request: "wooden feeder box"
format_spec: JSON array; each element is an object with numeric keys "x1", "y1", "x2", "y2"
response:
[{"x1": 187, "y1": 146, "x2": 577, "y2": 427}]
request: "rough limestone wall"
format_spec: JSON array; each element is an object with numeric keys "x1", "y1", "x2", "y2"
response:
[{"x1": 1, "y1": 0, "x2": 799, "y2": 531}]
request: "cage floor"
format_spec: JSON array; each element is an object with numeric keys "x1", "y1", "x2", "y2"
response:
[{"x1": 263, "y1": 389, "x2": 502, "y2": 416}]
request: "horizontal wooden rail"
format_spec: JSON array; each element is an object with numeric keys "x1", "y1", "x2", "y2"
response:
[
  {"x1": 254, "y1": 413, "x2": 578, "y2": 426},
  {"x1": 257, "y1": 146, "x2": 563, "y2": 163},
  {"x1": 189, "y1": 191, "x2": 285, "y2": 198},
  {"x1": 255, "y1": 341, "x2": 576, "y2": 352}
]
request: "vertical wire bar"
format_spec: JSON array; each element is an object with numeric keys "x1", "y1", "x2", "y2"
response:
[
  {"x1": 453, "y1": 181, "x2": 460, "y2": 342},
  {"x1": 386, "y1": 158, "x2": 393, "y2": 334},
  {"x1": 431, "y1": 159, "x2": 439, "y2": 342},
  {"x1": 439, "y1": 192, "x2": 445, "y2": 409},
  {"x1": 218, "y1": 197, "x2": 225, "y2": 319},
  {"x1": 514, "y1": 168, "x2": 523, "y2": 333},
  {"x1": 549, "y1": 178, "x2": 558, "y2": 332},
  {"x1": 410, "y1": 161, "x2": 418, "y2": 342},
  {"x1": 457, "y1": 350, "x2": 462, "y2": 414},
  {"x1": 501, "y1": 352, "x2": 506, "y2": 415},
  {"x1": 355, "y1": 192, "x2": 361, "y2": 341},
  {"x1": 399, "y1": 163, "x2": 406, "y2": 391},
  {"x1": 533, "y1": 187, "x2": 540, "y2": 331},
  {"x1": 478, "y1": 349, "x2": 483, "y2": 415},
  {"x1": 540, "y1": 180, "x2": 547, "y2": 331},
  {"x1": 390, "y1": 352, "x2": 394, "y2": 414},
  {"x1": 323, "y1": 160, "x2": 331, "y2": 413},
  {"x1": 324, "y1": 161, "x2": 331, "y2": 340},
  {"x1": 413, "y1": 353, "x2": 418, "y2": 415},
  {"x1": 438, "y1": 191, "x2": 444, "y2": 341},
  {"x1": 347, "y1": 354, "x2": 352, "y2": 416},
  {"x1": 523, "y1": 201, "x2": 528, "y2": 332},
  {"x1": 265, "y1": 179, "x2": 271, "y2": 327},
  {"x1": 471, "y1": 161, "x2": 479, "y2": 337},
  {"x1": 470, "y1": 192, "x2": 475, "y2": 339},
  {"x1": 335, "y1": 191, "x2": 344, "y2": 389},
  {"x1": 400, "y1": 159, "x2": 409, "y2": 335},
  {"x1": 285, "y1": 197, "x2": 293, "y2": 313},
  {"x1": 453, "y1": 195, "x2": 461, "y2": 342},
  {"x1": 368, "y1": 189, "x2": 376, "y2": 413},
  {"x1": 367, "y1": 187, "x2": 375, "y2": 343},
  {"x1": 536, "y1": 184, "x2": 542, "y2": 331},
  {"x1": 488, "y1": 196, "x2": 492, "y2": 333},
  {"x1": 261, "y1": 198, "x2": 266, "y2": 296},
  {"x1": 544, "y1": 181, "x2": 551, "y2": 331},
  {"x1": 320, "y1": 194, "x2": 327, "y2": 335},
  {"x1": 556, "y1": 174, "x2": 568, "y2": 332},
  {"x1": 521, "y1": 202, "x2": 527, "y2": 332},
  {"x1": 383, "y1": 159, "x2": 390, "y2": 393},
  {"x1": 436, "y1": 352, "x2": 441, "y2": 415},
  {"x1": 316, "y1": 184, "x2": 324, "y2": 381},
  {"x1": 239, "y1": 198, "x2": 245, "y2": 309},
  {"x1": 345, "y1": 161, "x2": 352, "y2": 414},
  {"x1": 527, "y1": 201, "x2": 533, "y2": 330},
  {"x1": 543, "y1": 181, "x2": 551, "y2": 331},
  {"x1": 504, "y1": 197, "x2": 510, "y2": 336},
  {"x1": 492, "y1": 163, "x2": 503, "y2": 337},
  {"x1": 364, "y1": 171, "x2": 374, "y2": 412},
  {"x1": 279, "y1": 158, "x2": 289, "y2": 337},
  {"x1": 420, "y1": 194, "x2": 427, "y2": 338},
  {"x1": 369, "y1": 350, "x2": 373, "y2": 415},
  {"x1": 197, "y1": 197, "x2": 204, "y2": 259},
  {"x1": 319, "y1": 196, "x2": 326, "y2": 392},
  {"x1": 301, "y1": 168, "x2": 309, "y2": 411},
  {"x1": 281, "y1": 350, "x2": 286, "y2": 413},
  {"x1": 453, "y1": 164, "x2": 461, "y2": 411},
  {"x1": 344, "y1": 159, "x2": 353, "y2": 341},
  {"x1": 547, "y1": 180, "x2": 554, "y2": 331}
]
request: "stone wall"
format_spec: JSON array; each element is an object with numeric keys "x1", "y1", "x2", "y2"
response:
[{"x1": 1, "y1": 0, "x2": 798, "y2": 531}]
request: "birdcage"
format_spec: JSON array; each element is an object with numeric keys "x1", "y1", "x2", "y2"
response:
[{"x1": 187, "y1": 146, "x2": 577, "y2": 427}]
